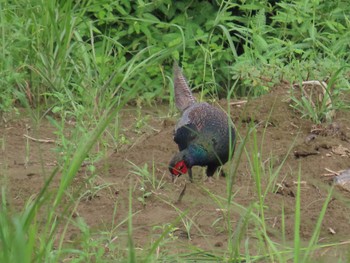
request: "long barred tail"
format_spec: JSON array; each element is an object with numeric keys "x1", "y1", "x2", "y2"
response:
[{"x1": 173, "y1": 62, "x2": 196, "y2": 112}]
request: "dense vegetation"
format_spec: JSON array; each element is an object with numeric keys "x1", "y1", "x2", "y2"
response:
[
  {"x1": 0, "y1": 0, "x2": 349, "y2": 262},
  {"x1": 1, "y1": 0, "x2": 349, "y2": 114}
]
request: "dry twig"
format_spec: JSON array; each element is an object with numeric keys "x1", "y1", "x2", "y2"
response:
[{"x1": 23, "y1": 134, "x2": 56, "y2": 143}]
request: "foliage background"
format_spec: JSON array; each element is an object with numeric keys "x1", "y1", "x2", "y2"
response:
[{"x1": 1, "y1": 0, "x2": 349, "y2": 115}]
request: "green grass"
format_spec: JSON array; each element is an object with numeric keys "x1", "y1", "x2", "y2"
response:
[
  {"x1": 0, "y1": 0, "x2": 350, "y2": 262},
  {"x1": 289, "y1": 64, "x2": 350, "y2": 123}
]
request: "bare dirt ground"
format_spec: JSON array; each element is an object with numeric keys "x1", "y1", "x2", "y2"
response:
[{"x1": 1, "y1": 84, "x2": 350, "y2": 259}]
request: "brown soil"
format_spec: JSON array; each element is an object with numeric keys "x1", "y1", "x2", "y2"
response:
[{"x1": 2, "y1": 85, "x2": 350, "y2": 259}]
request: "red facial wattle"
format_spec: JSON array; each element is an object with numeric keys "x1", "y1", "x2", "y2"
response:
[{"x1": 172, "y1": 160, "x2": 188, "y2": 176}]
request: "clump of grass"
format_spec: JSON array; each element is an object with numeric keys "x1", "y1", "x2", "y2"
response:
[
  {"x1": 128, "y1": 160, "x2": 166, "y2": 206},
  {"x1": 289, "y1": 65, "x2": 350, "y2": 123}
]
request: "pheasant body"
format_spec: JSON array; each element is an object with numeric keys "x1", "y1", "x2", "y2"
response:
[{"x1": 169, "y1": 63, "x2": 235, "y2": 182}]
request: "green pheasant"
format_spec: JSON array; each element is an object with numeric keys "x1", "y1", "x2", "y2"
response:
[{"x1": 169, "y1": 63, "x2": 236, "y2": 182}]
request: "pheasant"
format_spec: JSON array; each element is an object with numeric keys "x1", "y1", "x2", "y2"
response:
[{"x1": 169, "y1": 63, "x2": 236, "y2": 182}]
